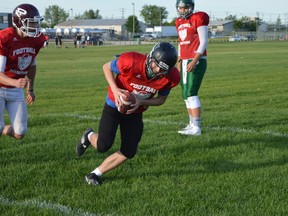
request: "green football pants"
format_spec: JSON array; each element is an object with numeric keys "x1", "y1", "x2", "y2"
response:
[{"x1": 180, "y1": 58, "x2": 207, "y2": 99}]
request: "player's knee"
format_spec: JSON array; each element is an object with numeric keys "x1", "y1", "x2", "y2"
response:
[
  {"x1": 187, "y1": 96, "x2": 201, "y2": 109},
  {"x1": 0, "y1": 126, "x2": 4, "y2": 135},
  {"x1": 14, "y1": 126, "x2": 27, "y2": 139},
  {"x1": 14, "y1": 133, "x2": 25, "y2": 140},
  {"x1": 121, "y1": 149, "x2": 137, "y2": 159},
  {"x1": 96, "y1": 141, "x2": 112, "y2": 153},
  {"x1": 97, "y1": 146, "x2": 109, "y2": 153}
]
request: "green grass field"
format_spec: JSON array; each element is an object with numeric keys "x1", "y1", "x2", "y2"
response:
[{"x1": 1, "y1": 41, "x2": 288, "y2": 216}]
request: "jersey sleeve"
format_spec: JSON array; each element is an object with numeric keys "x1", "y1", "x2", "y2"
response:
[
  {"x1": 175, "y1": 18, "x2": 179, "y2": 29},
  {"x1": 159, "y1": 67, "x2": 180, "y2": 95},
  {"x1": 168, "y1": 68, "x2": 181, "y2": 88},
  {"x1": 110, "y1": 59, "x2": 120, "y2": 74},
  {"x1": 158, "y1": 89, "x2": 171, "y2": 96},
  {"x1": 196, "y1": 12, "x2": 210, "y2": 27},
  {"x1": 0, "y1": 36, "x2": 8, "y2": 57},
  {"x1": 117, "y1": 52, "x2": 133, "y2": 75},
  {"x1": 0, "y1": 55, "x2": 6, "y2": 72}
]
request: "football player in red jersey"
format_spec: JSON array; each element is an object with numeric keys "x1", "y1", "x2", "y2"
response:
[
  {"x1": 76, "y1": 42, "x2": 180, "y2": 185},
  {"x1": 175, "y1": 0, "x2": 209, "y2": 136},
  {"x1": 0, "y1": 4, "x2": 46, "y2": 140}
]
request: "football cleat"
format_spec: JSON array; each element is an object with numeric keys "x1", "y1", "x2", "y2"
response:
[
  {"x1": 178, "y1": 124, "x2": 193, "y2": 133},
  {"x1": 178, "y1": 125, "x2": 201, "y2": 136},
  {"x1": 76, "y1": 128, "x2": 94, "y2": 156},
  {"x1": 85, "y1": 173, "x2": 102, "y2": 186}
]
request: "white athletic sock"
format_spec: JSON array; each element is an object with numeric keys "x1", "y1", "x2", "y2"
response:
[
  {"x1": 92, "y1": 168, "x2": 103, "y2": 176},
  {"x1": 87, "y1": 132, "x2": 93, "y2": 141},
  {"x1": 189, "y1": 116, "x2": 193, "y2": 125},
  {"x1": 192, "y1": 117, "x2": 201, "y2": 127}
]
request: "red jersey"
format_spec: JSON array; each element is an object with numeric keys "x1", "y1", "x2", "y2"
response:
[
  {"x1": 107, "y1": 52, "x2": 180, "y2": 113},
  {"x1": 175, "y1": 12, "x2": 209, "y2": 59},
  {"x1": 0, "y1": 27, "x2": 46, "y2": 88}
]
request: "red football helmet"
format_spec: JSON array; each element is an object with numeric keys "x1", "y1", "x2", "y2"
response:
[{"x1": 12, "y1": 4, "x2": 43, "y2": 37}]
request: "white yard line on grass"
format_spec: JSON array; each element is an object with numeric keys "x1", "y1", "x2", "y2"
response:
[
  {"x1": 1, "y1": 113, "x2": 287, "y2": 213},
  {"x1": 57, "y1": 113, "x2": 288, "y2": 138},
  {"x1": 0, "y1": 196, "x2": 98, "y2": 216}
]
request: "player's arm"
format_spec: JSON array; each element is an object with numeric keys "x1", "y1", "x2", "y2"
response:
[
  {"x1": 103, "y1": 61, "x2": 126, "y2": 107},
  {"x1": 26, "y1": 61, "x2": 37, "y2": 105},
  {"x1": 187, "y1": 26, "x2": 208, "y2": 72},
  {"x1": 196, "y1": 26, "x2": 208, "y2": 56},
  {"x1": 103, "y1": 61, "x2": 118, "y2": 93},
  {"x1": 177, "y1": 44, "x2": 182, "y2": 71},
  {"x1": 0, "y1": 55, "x2": 8, "y2": 85},
  {"x1": 140, "y1": 94, "x2": 167, "y2": 106},
  {"x1": 137, "y1": 89, "x2": 170, "y2": 107},
  {"x1": 0, "y1": 55, "x2": 27, "y2": 88},
  {"x1": 26, "y1": 62, "x2": 36, "y2": 92},
  {"x1": 128, "y1": 93, "x2": 167, "y2": 114}
]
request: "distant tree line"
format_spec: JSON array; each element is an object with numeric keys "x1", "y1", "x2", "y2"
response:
[
  {"x1": 41, "y1": 4, "x2": 173, "y2": 34},
  {"x1": 41, "y1": 4, "x2": 285, "y2": 34}
]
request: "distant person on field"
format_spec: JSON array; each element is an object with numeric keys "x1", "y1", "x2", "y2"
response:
[
  {"x1": 0, "y1": 4, "x2": 46, "y2": 139},
  {"x1": 55, "y1": 34, "x2": 62, "y2": 48},
  {"x1": 76, "y1": 34, "x2": 81, "y2": 48},
  {"x1": 86, "y1": 34, "x2": 90, "y2": 46},
  {"x1": 76, "y1": 42, "x2": 180, "y2": 186},
  {"x1": 55, "y1": 36, "x2": 58, "y2": 47},
  {"x1": 81, "y1": 34, "x2": 85, "y2": 47},
  {"x1": 57, "y1": 34, "x2": 62, "y2": 48},
  {"x1": 43, "y1": 33, "x2": 49, "y2": 48},
  {"x1": 73, "y1": 34, "x2": 77, "y2": 48},
  {"x1": 175, "y1": 0, "x2": 209, "y2": 136}
]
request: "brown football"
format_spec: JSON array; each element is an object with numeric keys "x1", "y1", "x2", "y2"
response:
[{"x1": 118, "y1": 91, "x2": 136, "y2": 114}]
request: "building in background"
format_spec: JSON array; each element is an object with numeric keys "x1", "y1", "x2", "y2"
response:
[
  {"x1": 145, "y1": 26, "x2": 178, "y2": 38},
  {"x1": 208, "y1": 20, "x2": 234, "y2": 37},
  {"x1": 54, "y1": 19, "x2": 147, "y2": 40},
  {"x1": 0, "y1": 12, "x2": 12, "y2": 30}
]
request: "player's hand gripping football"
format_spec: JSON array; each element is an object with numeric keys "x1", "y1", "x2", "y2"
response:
[
  {"x1": 113, "y1": 88, "x2": 130, "y2": 108},
  {"x1": 126, "y1": 93, "x2": 140, "y2": 114}
]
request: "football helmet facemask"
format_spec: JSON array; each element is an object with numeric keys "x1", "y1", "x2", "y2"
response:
[
  {"x1": 176, "y1": 0, "x2": 195, "y2": 19},
  {"x1": 12, "y1": 4, "x2": 43, "y2": 38},
  {"x1": 146, "y1": 42, "x2": 178, "y2": 79}
]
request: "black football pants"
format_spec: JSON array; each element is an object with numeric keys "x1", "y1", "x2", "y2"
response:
[{"x1": 97, "y1": 103, "x2": 143, "y2": 159}]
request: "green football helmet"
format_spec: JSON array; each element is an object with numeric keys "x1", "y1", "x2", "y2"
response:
[{"x1": 176, "y1": 0, "x2": 195, "y2": 19}]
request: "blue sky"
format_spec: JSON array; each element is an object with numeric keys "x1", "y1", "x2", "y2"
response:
[{"x1": 1, "y1": 0, "x2": 287, "y2": 23}]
